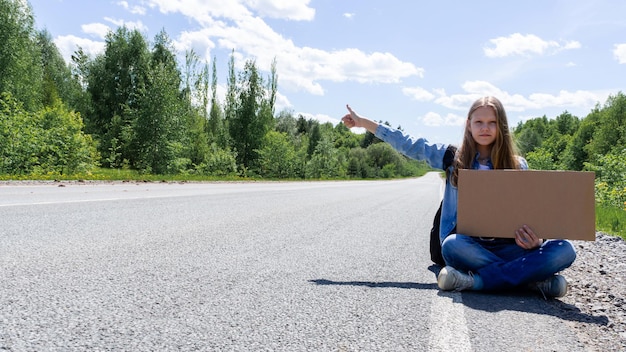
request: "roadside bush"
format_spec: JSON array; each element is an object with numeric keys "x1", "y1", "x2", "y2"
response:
[
  {"x1": 0, "y1": 92, "x2": 98, "y2": 175},
  {"x1": 257, "y1": 131, "x2": 297, "y2": 178},
  {"x1": 526, "y1": 148, "x2": 557, "y2": 170},
  {"x1": 585, "y1": 150, "x2": 626, "y2": 209},
  {"x1": 305, "y1": 136, "x2": 340, "y2": 179},
  {"x1": 196, "y1": 144, "x2": 237, "y2": 176}
]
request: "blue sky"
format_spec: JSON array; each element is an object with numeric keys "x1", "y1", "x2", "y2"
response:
[{"x1": 29, "y1": 0, "x2": 626, "y2": 144}]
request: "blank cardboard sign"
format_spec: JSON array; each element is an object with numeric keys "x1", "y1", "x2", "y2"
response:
[{"x1": 457, "y1": 169, "x2": 596, "y2": 241}]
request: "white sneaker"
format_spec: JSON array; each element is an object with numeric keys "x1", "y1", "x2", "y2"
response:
[
  {"x1": 529, "y1": 275, "x2": 568, "y2": 298},
  {"x1": 437, "y1": 266, "x2": 474, "y2": 291}
]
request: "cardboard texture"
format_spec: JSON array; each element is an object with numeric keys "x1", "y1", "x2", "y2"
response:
[{"x1": 457, "y1": 169, "x2": 596, "y2": 241}]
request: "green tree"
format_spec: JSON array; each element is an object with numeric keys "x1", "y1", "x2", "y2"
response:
[
  {"x1": 526, "y1": 148, "x2": 556, "y2": 170},
  {"x1": 561, "y1": 110, "x2": 599, "y2": 171},
  {"x1": 0, "y1": 93, "x2": 39, "y2": 173},
  {"x1": 36, "y1": 30, "x2": 83, "y2": 110},
  {"x1": 134, "y1": 30, "x2": 188, "y2": 174},
  {"x1": 306, "y1": 135, "x2": 340, "y2": 179},
  {"x1": 182, "y1": 49, "x2": 199, "y2": 104},
  {"x1": 209, "y1": 57, "x2": 228, "y2": 148},
  {"x1": 258, "y1": 131, "x2": 297, "y2": 178},
  {"x1": 275, "y1": 109, "x2": 298, "y2": 139},
  {"x1": 196, "y1": 143, "x2": 237, "y2": 176},
  {"x1": 296, "y1": 115, "x2": 312, "y2": 135},
  {"x1": 223, "y1": 50, "x2": 237, "y2": 148},
  {"x1": 514, "y1": 116, "x2": 549, "y2": 154},
  {"x1": 366, "y1": 142, "x2": 403, "y2": 177},
  {"x1": 0, "y1": 0, "x2": 43, "y2": 110},
  {"x1": 334, "y1": 122, "x2": 362, "y2": 150},
  {"x1": 346, "y1": 147, "x2": 370, "y2": 178},
  {"x1": 180, "y1": 49, "x2": 210, "y2": 168},
  {"x1": 585, "y1": 92, "x2": 626, "y2": 159},
  {"x1": 585, "y1": 150, "x2": 626, "y2": 209},
  {"x1": 134, "y1": 65, "x2": 180, "y2": 173},
  {"x1": 307, "y1": 122, "x2": 322, "y2": 157},
  {"x1": 266, "y1": 58, "x2": 278, "y2": 116},
  {"x1": 0, "y1": 93, "x2": 98, "y2": 175},
  {"x1": 87, "y1": 26, "x2": 151, "y2": 167},
  {"x1": 68, "y1": 47, "x2": 94, "y2": 123},
  {"x1": 541, "y1": 133, "x2": 570, "y2": 168},
  {"x1": 554, "y1": 111, "x2": 580, "y2": 135},
  {"x1": 37, "y1": 103, "x2": 99, "y2": 174},
  {"x1": 230, "y1": 59, "x2": 274, "y2": 171}
]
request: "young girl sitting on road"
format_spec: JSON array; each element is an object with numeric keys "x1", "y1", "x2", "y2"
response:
[{"x1": 341, "y1": 96, "x2": 576, "y2": 298}]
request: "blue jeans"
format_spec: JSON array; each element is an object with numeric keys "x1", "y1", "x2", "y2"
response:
[{"x1": 441, "y1": 235, "x2": 577, "y2": 291}]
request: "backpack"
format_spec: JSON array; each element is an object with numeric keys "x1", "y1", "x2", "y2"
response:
[{"x1": 429, "y1": 145, "x2": 457, "y2": 266}]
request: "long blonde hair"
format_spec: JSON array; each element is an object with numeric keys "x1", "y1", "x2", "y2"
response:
[{"x1": 451, "y1": 96, "x2": 521, "y2": 186}]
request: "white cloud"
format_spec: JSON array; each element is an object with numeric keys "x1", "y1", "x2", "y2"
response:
[
  {"x1": 104, "y1": 17, "x2": 148, "y2": 33},
  {"x1": 422, "y1": 112, "x2": 443, "y2": 126},
  {"x1": 420, "y1": 112, "x2": 464, "y2": 127},
  {"x1": 152, "y1": 0, "x2": 423, "y2": 96},
  {"x1": 274, "y1": 92, "x2": 292, "y2": 112},
  {"x1": 117, "y1": 1, "x2": 147, "y2": 15},
  {"x1": 444, "y1": 113, "x2": 466, "y2": 126},
  {"x1": 174, "y1": 29, "x2": 217, "y2": 59},
  {"x1": 344, "y1": 13, "x2": 355, "y2": 19},
  {"x1": 147, "y1": 0, "x2": 252, "y2": 23},
  {"x1": 81, "y1": 23, "x2": 111, "y2": 39},
  {"x1": 148, "y1": 0, "x2": 313, "y2": 22},
  {"x1": 562, "y1": 40, "x2": 582, "y2": 50},
  {"x1": 614, "y1": 43, "x2": 626, "y2": 64},
  {"x1": 402, "y1": 86, "x2": 435, "y2": 101},
  {"x1": 54, "y1": 35, "x2": 106, "y2": 63},
  {"x1": 484, "y1": 33, "x2": 580, "y2": 58},
  {"x1": 246, "y1": 0, "x2": 315, "y2": 20},
  {"x1": 431, "y1": 80, "x2": 607, "y2": 115},
  {"x1": 527, "y1": 90, "x2": 602, "y2": 109}
]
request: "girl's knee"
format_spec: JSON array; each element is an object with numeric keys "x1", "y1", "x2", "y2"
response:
[
  {"x1": 562, "y1": 240, "x2": 577, "y2": 264},
  {"x1": 556, "y1": 239, "x2": 576, "y2": 260},
  {"x1": 441, "y1": 234, "x2": 478, "y2": 268},
  {"x1": 441, "y1": 234, "x2": 466, "y2": 256},
  {"x1": 441, "y1": 234, "x2": 456, "y2": 249},
  {"x1": 546, "y1": 239, "x2": 577, "y2": 269},
  {"x1": 441, "y1": 234, "x2": 458, "y2": 265},
  {"x1": 441, "y1": 234, "x2": 471, "y2": 250}
]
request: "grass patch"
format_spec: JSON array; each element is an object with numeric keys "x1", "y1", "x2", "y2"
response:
[
  {"x1": 596, "y1": 203, "x2": 626, "y2": 240},
  {"x1": 0, "y1": 165, "x2": 434, "y2": 183},
  {"x1": 0, "y1": 168, "x2": 248, "y2": 183}
]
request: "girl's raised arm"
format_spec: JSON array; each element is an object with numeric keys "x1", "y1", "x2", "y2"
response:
[{"x1": 341, "y1": 105, "x2": 379, "y2": 134}]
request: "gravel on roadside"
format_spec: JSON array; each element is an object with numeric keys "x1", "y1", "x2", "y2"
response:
[{"x1": 553, "y1": 233, "x2": 626, "y2": 352}]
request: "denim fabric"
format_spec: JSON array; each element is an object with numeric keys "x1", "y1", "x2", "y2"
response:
[
  {"x1": 441, "y1": 236, "x2": 576, "y2": 290},
  {"x1": 375, "y1": 124, "x2": 576, "y2": 290}
]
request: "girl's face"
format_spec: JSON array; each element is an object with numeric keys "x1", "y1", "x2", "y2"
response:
[{"x1": 469, "y1": 106, "x2": 497, "y2": 147}]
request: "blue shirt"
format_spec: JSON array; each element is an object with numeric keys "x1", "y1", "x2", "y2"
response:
[{"x1": 374, "y1": 124, "x2": 528, "y2": 243}]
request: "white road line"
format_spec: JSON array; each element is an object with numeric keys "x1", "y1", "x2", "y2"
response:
[
  {"x1": 428, "y1": 291, "x2": 472, "y2": 352},
  {"x1": 430, "y1": 177, "x2": 471, "y2": 350}
]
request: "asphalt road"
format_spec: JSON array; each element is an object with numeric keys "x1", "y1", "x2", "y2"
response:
[{"x1": 0, "y1": 174, "x2": 586, "y2": 351}]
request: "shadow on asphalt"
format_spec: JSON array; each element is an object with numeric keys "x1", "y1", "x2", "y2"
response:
[
  {"x1": 310, "y1": 264, "x2": 609, "y2": 327},
  {"x1": 459, "y1": 291, "x2": 609, "y2": 326},
  {"x1": 429, "y1": 264, "x2": 609, "y2": 326}
]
